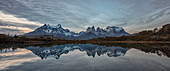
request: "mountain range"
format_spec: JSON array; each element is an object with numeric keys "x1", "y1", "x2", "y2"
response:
[{"x1": 24, "y1": 24, "x2": 129, "y2": 40}]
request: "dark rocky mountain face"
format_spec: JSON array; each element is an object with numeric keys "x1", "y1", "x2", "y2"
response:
[
  {"x1": 24, "y1": 24, "x2": 130, "y2": 40},
  {"x1": 136, "y1": 24, "x2": 170, "y2": 36},
  {"x1": 157, "y1": 24, "x2": 170, "y2": 35}
]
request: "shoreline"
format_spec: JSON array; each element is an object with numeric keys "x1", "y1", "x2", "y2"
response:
[
  {"x1": 1, "y1": 40, "x2": 169, "y2": 44},
  {"x1": 85, "y1": 41, "x2": 170, "y2": 44}
]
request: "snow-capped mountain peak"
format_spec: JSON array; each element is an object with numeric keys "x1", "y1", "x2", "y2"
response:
[
  {"x1": 24, "y1": 24, "x2": 130, "y2": 40},
  {"x1": 106, "y1": 26, "x2": 123, "y2": 32}
]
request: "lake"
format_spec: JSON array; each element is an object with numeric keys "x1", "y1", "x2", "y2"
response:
[{"x1": 0, "y1": 43, "x2": 170, "y2": 71}]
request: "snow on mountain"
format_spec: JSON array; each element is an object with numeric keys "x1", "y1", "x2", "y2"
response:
[
  {"x1": 24, "y1": 24, "x2": 130, "y2": 40},
  {"x1": 54, "y1": 24, "x2": 62, "y2": 28},
  {"x1": 24, "y1": 24, "x2": 78, "y2": 38},
  {"x1": 77, "y1": 26, "x2": 130, "y2": 39},
  {"x1": 106, "y1": 26, "x2": 123, "y2": 32}
]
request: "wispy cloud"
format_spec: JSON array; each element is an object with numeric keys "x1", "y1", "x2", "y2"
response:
[
  {"x1": 0, "y1": 0, "x2": 170, "y2": 34},
  {"x1": 0, "y1": 11, "x2": 42, "y2": 26},
  {"x1": 0, "y1": 11, "x2": 42, "y2": 35}
]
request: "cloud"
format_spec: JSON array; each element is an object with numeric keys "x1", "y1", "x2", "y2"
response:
[
  {"x1": 0, "y1": 21, "x2": 40, "y2": 29},
  {"x1": 0, "y1": 11, "x2": 42, "y2": 26},
  {"x1": 125, "y1": 6, "x2": 170, "y2": 33},
  {"x1": 0, "y1": 26, "x2": 34, "y2": 35},
  {"x1": 1, "y1": 0, "x2": 170, "y2": 34},
  {"x1": 0, "y1": 11, "x2": 43, "y2": 35}
]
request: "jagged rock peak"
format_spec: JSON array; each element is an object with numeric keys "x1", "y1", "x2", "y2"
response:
[
  {"x1": 41, "y1": 24, "x2": 51, "y2": 28},
  {"x1": 92, "y1": 26, "x2": 95, "y2": 29},
  {"x1": 87, "y1": 26, "x2": 95, "y2": 32},
  {"x1": 42, "y1": 24, "x2": 63, "y2": 29},
  {"x1": 97, "y1": 27, "x2": 100, "y2": 31},
  {"x1": 43, "y1": 24, "x2": 47, "y2": 26},
  {"x1": 55, "y1": 24, "x2": 62, "y2": 28}
]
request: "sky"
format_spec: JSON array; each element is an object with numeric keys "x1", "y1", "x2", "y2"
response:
[{"x1": 0, "y1": 0, "x2": 170, "y2": 35}]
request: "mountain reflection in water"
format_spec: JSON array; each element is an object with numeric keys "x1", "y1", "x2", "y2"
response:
[
  {"x1": 0, "y1": 43, "x2": 170, "y2": 71},
  {"x1": 0, "y1": 43, "x2": 170, "y2": 58},
  {"x1": 26, "y1": 44, "x2": 130, "y2": 59}
]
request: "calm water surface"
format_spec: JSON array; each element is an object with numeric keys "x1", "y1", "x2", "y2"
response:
[{"x1": 0, "y1": 44, "x2": 170, "y2": 71}]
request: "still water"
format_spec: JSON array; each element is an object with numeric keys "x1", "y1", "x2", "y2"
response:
[{"x1": 0, "y1": 44, "x2": 170, "y2": 71}]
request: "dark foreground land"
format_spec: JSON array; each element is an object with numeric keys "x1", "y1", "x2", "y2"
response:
[
  {"x1": 0, "y1": 34, "x2": 170, "y2": 44},
  {"x1": 0, "y1": 35, "x2": 170, "y2": 44}
]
